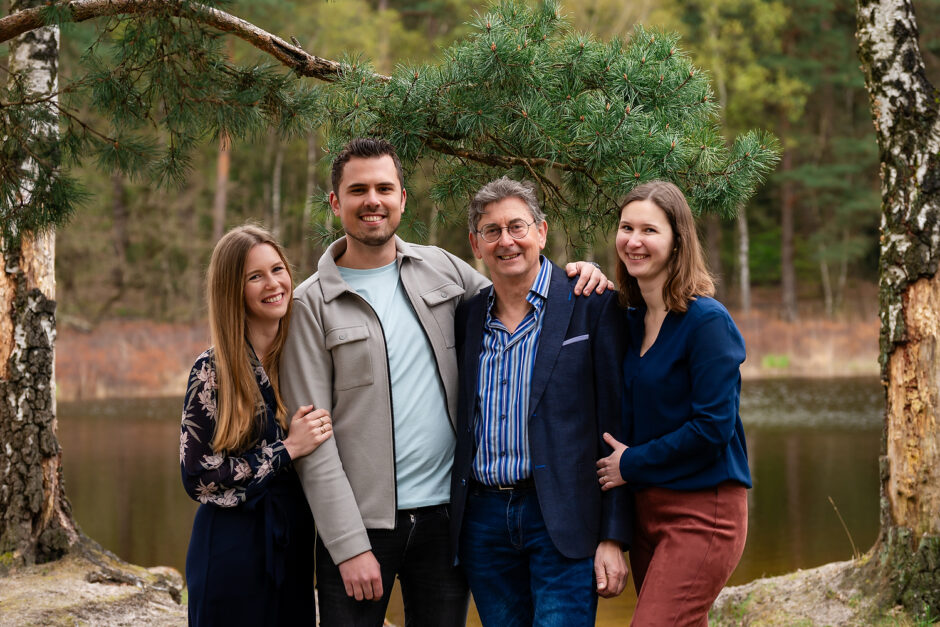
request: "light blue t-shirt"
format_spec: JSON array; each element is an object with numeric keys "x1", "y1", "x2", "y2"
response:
[{"x1": 338, "y1": 261, "x2": 455, "y2": 509}]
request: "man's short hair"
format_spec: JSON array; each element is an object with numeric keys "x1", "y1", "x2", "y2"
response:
[
  {"x1": 331, "y1": 138, "x2": 405, "y2": 193},
  {"x1": 468, "y1": 177, "x2": 546, "y2": 233}
]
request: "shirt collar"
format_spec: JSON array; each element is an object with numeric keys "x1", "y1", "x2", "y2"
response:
[{"x1": 485, "y1": 255, "x2": 552, "y2": 314}]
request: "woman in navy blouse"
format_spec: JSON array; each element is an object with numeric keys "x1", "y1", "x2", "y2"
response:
[
  {"x1": 596, "y1": 181, "x2": 751, "y2": 625},
  {"x1": 181, "y1": 225, "x2": 332, "y2": 626}
]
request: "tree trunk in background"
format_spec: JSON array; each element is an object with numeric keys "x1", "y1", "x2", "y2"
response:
[
  {"x1": 427, "y1": 204, "x2": 441, "y2": 247},
  {"x1": 703, "y1": 213, "x2": 723, "y2": 299},
  {"x1": 818, "y1": 244, "x2": 833, "y2": 319},
  {"x1": 212, "y1": 131, "x2": 231, "y2": 243},
  {"x1": 376, "y1": 0, "x2": 390, "y2": 75},
  {"x1": 300, "y1": 132, "x2": 318, "y2": 274},
  {"x1": 857, "y1": 0, "x2": 940, "y2": 615},
  {"x1": 0, "y1": 0, "x2": 80, "y2": 568},
  {"x1": 92, "y1": 171, "x2": 129, "y2": 323},
  {"x1": 211, "y1": 39, "x2": 235, "y2": 243},
  {"x1": 778, "y1": 115, "x2": 798, "y2": 322},
  {"x1": 271, "y1": 139, "x2": 284, "y2": 241},
  {"x1": 737, "y1": 207, "x2": 751, "y2": 313},
  {"x1": 836, "y1": 228, "x2": 848, "y2": 312}
]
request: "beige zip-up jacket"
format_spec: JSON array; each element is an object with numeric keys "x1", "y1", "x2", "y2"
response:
[{"x1": 280, "y1": 236, "x2": 489, "y2": 565}]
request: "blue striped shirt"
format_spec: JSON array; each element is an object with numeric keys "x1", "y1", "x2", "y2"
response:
[{"x1": 471, "y1": 257, "x2": 552, "y2": 485}]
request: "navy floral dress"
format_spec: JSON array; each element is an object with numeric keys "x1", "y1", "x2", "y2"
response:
[{"x1": 180, "y1": 348, "x2": 315, "y2": 626}]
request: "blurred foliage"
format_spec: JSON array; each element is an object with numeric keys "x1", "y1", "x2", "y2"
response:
[{"x1": 4, "y1": 0, "x2": 936, "y2": 322}]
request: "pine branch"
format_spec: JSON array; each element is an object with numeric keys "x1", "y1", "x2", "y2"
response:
[{"x1": 424, "y1": 136, "x2": 584, "y2": 174}]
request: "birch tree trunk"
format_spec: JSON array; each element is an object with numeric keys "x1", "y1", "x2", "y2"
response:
[
  {"x1": 0, "y1": 0, "x2": 81, "y2": 568},
  {"x1": 857, "y1": 0, "x2": 940, "y2": 614}
]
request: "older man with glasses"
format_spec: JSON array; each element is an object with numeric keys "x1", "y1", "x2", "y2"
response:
[{"x1": 449, "y1": 176, "x2": 632, "y2": 626}]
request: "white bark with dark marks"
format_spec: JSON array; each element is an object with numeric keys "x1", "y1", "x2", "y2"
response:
[
  {"x1": 857, "y1": 0, "x2": 940, "y2": 615},
  {"x1": 0, "y1": 0, "x2": 80, "y2": 568}
]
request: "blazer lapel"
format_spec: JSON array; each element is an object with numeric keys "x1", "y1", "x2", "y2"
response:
[
  {"x1": 464, "y1": 286, "x2": 491, "y2": 429},
  {"x1": 528, "y1": 263, "x2": 574, "y2": 417}
]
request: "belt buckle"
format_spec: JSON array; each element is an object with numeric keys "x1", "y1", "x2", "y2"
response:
[{"x1": 495, "y1": 482, "x2": 514, "y2": 491}]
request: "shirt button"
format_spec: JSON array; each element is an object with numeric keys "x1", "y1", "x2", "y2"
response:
[
  {"x1": 499, "y1": 452, "x2": 506, "y2": 457},
  {"x1": 440, "y1": 290, "x2": 447, "y2": 298},
  {"x1": 338, "y1": 333, "x2": 347, "y2": 340},
  {"x1": 501, "y1": 379, "x2": 507, "y2": 385},
  {"x1": 500, "y1": 414, "x2": 506, "y2": 420}
]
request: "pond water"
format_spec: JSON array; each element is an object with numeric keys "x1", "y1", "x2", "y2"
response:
[{"x1": 58, "y1": 376, "x2": 883, "y2": 625}]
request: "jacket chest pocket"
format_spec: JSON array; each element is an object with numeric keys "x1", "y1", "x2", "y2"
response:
[
  {"x1": 420, "y1": 283, "x2": 465, "y2": 348},
  {"x1": 325, "y1": 325, "x2": 374, "y2": 390}
]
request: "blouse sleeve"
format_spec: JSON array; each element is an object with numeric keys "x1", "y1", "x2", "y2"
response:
[
  {"x1": 179, "y1": 352, "x2": 292, "y2": 507},
  {"x1": 619, "y1": 309, "x2": 746, "y2": 485}
]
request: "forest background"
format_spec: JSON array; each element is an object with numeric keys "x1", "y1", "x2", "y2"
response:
[{"x1": 12, "y1": 0, "x2": 940, "y2": 399}]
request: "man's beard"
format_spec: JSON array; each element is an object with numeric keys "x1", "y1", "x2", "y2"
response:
[{"x1": 347, "y1": 228, "x2": 395, "y2": 248}]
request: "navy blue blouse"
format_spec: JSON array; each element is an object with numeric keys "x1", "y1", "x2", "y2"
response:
[{"x1": 619, "y1": 297, "x2": 752, "y2": 491}]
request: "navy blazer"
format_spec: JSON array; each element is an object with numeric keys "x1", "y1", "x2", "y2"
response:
[{"x1": 449, "y1": 261, "x2": 632, "y2": 561}]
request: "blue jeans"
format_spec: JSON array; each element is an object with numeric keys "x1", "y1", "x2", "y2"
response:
[
  {"x1": 316, "y1": 504, "x2": 469, "y2": 627},
  {"x1": 458, "y1": 486, "x2": 597, "y2": 627}
]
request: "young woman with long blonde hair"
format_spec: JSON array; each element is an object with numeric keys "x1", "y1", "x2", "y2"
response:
[{"x1": 181, "y1": 224, "x2": 331, "y2": 625}]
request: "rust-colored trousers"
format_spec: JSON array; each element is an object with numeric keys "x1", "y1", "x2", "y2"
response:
[{"x1": 629, "y1": 482, "x2": 748, "y2": 627}]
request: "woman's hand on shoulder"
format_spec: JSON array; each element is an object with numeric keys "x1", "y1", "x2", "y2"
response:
[{"x1": 283, "y1": 405, "x2": 332, "y2": 459}]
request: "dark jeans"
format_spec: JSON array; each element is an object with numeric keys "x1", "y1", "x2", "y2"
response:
[
  {"x1": 315, "y1": 504, "x2": 469, "y2": 627},
  {"x1": 458, "y1": 487, "x2": 597, "y2": 627}
]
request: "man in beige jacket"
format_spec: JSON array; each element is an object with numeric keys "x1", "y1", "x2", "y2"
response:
[{"x1": 280, "y1": 137, "x2": 607, "y2": 627}]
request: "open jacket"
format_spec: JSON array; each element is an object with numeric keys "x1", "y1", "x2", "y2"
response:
[
  {"x1": 280, "y1": 236, "x2": 489, "y2": 565},
  {"x1": 449, "y1": 262, "x2": 632, "y2": 561}
]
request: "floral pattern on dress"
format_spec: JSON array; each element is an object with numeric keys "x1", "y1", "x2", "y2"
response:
[{"x1": 180, "y1": 348, "x2": 291, "y2": 508}]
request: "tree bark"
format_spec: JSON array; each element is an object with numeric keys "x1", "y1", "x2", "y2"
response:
[
  {"x1": 0, "y1": 0, "x2": 80, "y2": 568},
  {"x1": 857, "y1": 0, "x2": 940, "y2": 615}
]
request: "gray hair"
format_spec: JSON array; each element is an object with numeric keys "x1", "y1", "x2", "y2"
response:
[{"x1": 467, "y1": 177, "x2": 546, "y2": 232}]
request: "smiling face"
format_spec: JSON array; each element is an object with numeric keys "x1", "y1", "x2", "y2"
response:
[
  {"x1": 616, "y1": 198, "x2": 675, "y2": 291},
  {"x1": 469, "y1": 196, "x2": 547, "y2": 286},
  {"x1": 329, "y1": 155, "x2": 406, "y2": 265},
  {"x1": 243, "y1": 243, "x2": 292, "y2": 330}
]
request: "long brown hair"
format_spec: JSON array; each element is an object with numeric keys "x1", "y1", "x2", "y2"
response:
[
  {"x1": 207, "y1": 224, "x2": 293, "y2": 454},
  {"x1": 615, "y1": 180, "x2": 715, "y2": 312}
]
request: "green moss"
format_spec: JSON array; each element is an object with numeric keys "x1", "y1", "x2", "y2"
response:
[{"x1": 709, "y1": 591, "x2": 754, "y2": 622}]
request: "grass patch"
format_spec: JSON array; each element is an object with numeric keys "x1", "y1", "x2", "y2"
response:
[{"x1": 761, "y1": 353, "x2": 791, "y2": 369}]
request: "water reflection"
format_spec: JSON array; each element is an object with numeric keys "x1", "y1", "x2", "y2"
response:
[{"x1": 58, "y1": 378, "x2": 882, "y2": 626}]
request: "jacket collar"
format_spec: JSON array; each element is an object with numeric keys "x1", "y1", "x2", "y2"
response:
[{"x1": 317, "y1": 235, "x2": 424, "y2": 302}]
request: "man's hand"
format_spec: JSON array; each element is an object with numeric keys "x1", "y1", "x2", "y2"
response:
[
  {"x1": 338, "y1": 551, "x2": 383, "y2": 601},
  {"x1": 594, "y1": 540, "x2": 628, "y2": 598},
  {"x1": 565, "y1": 261, "x2": 614, "y2": 296},
  {"x1": 596, "y1": 432, "x2": 628, "y2": 491}
]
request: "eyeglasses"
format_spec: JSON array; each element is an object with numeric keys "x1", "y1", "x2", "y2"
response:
[{"x1": 476, "y1": 219, "x2": 536, "y2": 243}]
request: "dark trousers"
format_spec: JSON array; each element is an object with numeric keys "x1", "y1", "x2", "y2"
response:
[
  {"x1": 630, "y1": 482, "x2": 748, "y2": 627},
  {"x1": 458, "y1": 487, "x2": 597, "y2": 627},
  {"x1": 315, "y1": 504, "x2": 470, "y2": 627}
]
